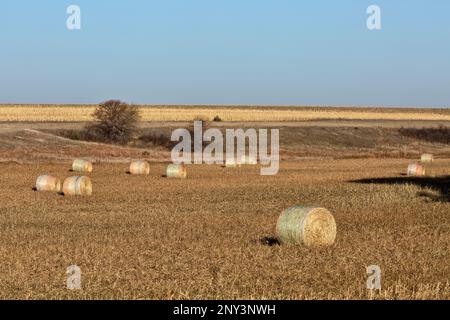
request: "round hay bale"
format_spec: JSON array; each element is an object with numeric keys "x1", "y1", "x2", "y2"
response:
[
  {"x1": 35, "y1": 175, "x2": 61, "y2": 192},
  {"x1": 130, "y1": 160, "x2": 150, "y2": 175},
  {"x1": 420, "y1": 154, "x2": 434, "y2": 163},
  {"x1": 72, "y1": 159, "x2": 93, "y2": 173},
  {"x1": 240, "y1": 155, "x2": 257, "y2": 165},
  {"x1": 407, "y1": 163, "x2": 425, "y2": 176},
  {"x1": 166, "y1": 164, "x2": 187, "y2": 178},
  {"x1": 62, "y1": 176, "x2": 92, "y2": 196},
  {"x1": 275, "y1": 206, "x2": 337, "y2": 246}
]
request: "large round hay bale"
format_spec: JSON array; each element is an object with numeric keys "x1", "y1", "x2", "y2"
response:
[
  {"x1": 72, "y1": 159, "x2": 93, "y2": 173},
  {"x1": 407, "y1": 164, "x2": 425, "y2": 176},
  {"x1": 420, "y1": 154, "x2": 434, "y2": 163},
  {"x1": 35, "y1": 175, "x2": 61, "y2": 192},
  {"x1": 275, "y1": 206, "x2": 337, "y2": 246},
  {"x1": 130, "y1": 160, "x2": 150, "y2": 175},
  {"x1": 62, "y1": 176, "x2": 92, "y2": 196},
  {"x1": 166, "y1": 164, "x2": 187, "y2": 178}
]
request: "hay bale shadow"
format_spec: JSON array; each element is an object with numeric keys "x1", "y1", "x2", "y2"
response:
[
  {"x1": 32, "y1": 187, "x2": 37, "y2": 191},
  {"x1": 260, "y1": 236, "x2": 280, "y2": 246},
  {"x1": 350, "y1": 176, "x2": 450, "y2": 202},
  {"x1": 417, "y1": 191, "x2": 447, "y2": 202}
]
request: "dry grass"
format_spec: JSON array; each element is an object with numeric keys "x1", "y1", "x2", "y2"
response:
[
  {"x1": 0, "y1": 159, "x2": 448, "y2": 299},
  {"x1": 3, "y1": 125, "x2": 450, "y2": 164},
  {"x1": 1, "y1": 105, "x2": 450, "y2": 122}
]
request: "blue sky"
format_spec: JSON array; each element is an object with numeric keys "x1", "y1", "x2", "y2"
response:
[{"x1": 1, "y1": 0, "x2": 449, "y2": 107}]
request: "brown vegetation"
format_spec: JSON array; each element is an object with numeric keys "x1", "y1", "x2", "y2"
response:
[
  {"x1": 1, "y1": 124, "x2": 450, "y2": 165},
  {"x1": 0, "y1": 111, "x2": 449, "y2": 300},
  {"x1": 0, "y1": 159, "x2": 448, "y2": 299},
  {"x1": 399, "y1": 126, "x2": 450, "y2": 144},
  {"x1": 85, "y1": 100, "x2": 140, "y2": 144}
]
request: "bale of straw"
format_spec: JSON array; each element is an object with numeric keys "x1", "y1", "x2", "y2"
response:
[
  {"x1": 35, "y1": 175, "x2": 61, "y2": 192},
  {"x1": 240, "y1": 155, "x2": 257, "y2": 165},
  {"x1": 72, "y1": 159, "x2": 93, "y2": 173},
  {"x1": 166, "y1": 164, "x2": 187, "y2": 178},
  {"x1": 407, "y1": 164, "x2": 425, "y2": 176},
  {"x1": 130, "y1": 160, "x2": 150, "y2": 175},
  {"x1": 62, "y1": 176, "x2": 92, "y2": 196},
  {"x1": 420, "y1": 154, "x2": 434, "y2": 163},
  {"x1": 275, "y1": 206, "x2": 337, "y2": 246}
]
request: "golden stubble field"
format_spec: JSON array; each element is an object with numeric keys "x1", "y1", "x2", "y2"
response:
[
  {"x1": 0, "y1": 159, "x2": 448, "y2": 299},
  {"x1": 1, "y1": 105, "x2": 450, "y2": 122}
]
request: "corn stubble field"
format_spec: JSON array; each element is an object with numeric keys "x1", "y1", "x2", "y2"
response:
[
  {"x1": 0, "y1": 105, "x2": 449, "y2": 300},
  {"x1": 1, "y1": 104, "x2": 450, "y2": 122}
]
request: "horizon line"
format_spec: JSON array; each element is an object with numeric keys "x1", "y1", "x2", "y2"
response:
[{"x1": 0, "y1": 103, "x2": 449, "y2": 110}]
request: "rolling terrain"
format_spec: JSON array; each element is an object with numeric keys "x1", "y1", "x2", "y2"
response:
[{"x1": 0, "y1": 105, "x2": 448, "y2": 299}]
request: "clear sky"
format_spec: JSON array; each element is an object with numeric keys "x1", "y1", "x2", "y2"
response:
[{"x1": 1, "y1": 0, "x2": 449, "y2": 107}]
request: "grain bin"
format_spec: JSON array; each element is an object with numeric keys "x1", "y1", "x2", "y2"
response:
[
  {"x1": 420, "y1": 154, "x2": 434, "y2": 163},
  {"x1": 130, "y1": 160, "x2": 150, "y2": 175},
  {"x1": 62, "y1": 176, "x2": 92, "y2": 196},
  {"x1": 72, "y1": 159, "x2": 93, "y2": 173},
  {"x1": 166, "y1": 164, "x2": 187, "y2": 178},
  {"x1": 275, "y1": 206, "x2": 337, "y2": 246},
  {"x1": 407, "y1": 164, "x2": 425, "y2": 177},
  {"x1": 35, "y1": 175, "x2": 61, "y2": 192}
]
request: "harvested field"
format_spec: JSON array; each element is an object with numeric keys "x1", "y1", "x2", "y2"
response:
[
  {"x1": 0, "y1": 110, "x2": 449, "y2": 300},
  {"x1": 1, "y1": 105, "x2": 450, "y2": 122},
  {"x1": 0, "y1": 159, "x2": 448, "y2": 299}
]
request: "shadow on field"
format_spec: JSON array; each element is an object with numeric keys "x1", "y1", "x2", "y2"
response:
[
  {"x1": 398, "y1": 126, "x2": 450, "y2": 144},
  {"x1": 260, "y1": 236, "x2": 280, "y2": 246},
  {"x1": 351, "y1": 176, "x2": 450, "y2": 202}
]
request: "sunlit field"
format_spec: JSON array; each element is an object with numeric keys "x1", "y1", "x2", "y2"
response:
[
  {"x1": 1, "y1": 105, "x2": 450, "y2": 122},
  {"x1": 0, "y1": 104, "x2": 449, "y2": 300},
  {"x1": 0, "y1": 160, "x2": 448, "y2": 299}
]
